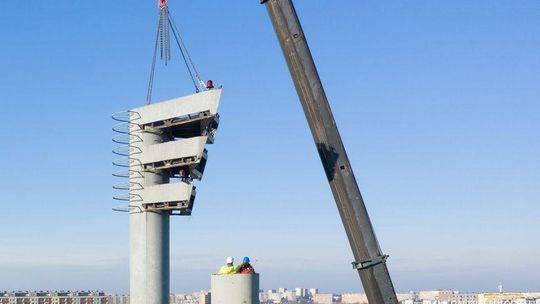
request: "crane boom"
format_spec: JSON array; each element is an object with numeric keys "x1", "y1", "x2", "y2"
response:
[{"x1": 261, "y1": 1, "x2": 399, "y2": 303}]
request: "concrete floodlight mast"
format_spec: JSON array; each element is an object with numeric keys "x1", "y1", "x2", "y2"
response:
[
  {"x1": 112, "y1": 89, "x2": 222, "y2": 304},
  {"x1": 112, "y1": 0, "x2": 222, "y2": 302},
  {"x1": 261, "y1": 1, "x2": 399, "y2": 303}
]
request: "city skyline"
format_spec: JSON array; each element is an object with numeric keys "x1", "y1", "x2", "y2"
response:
[
  {"x1": 1, "y1": 0, "x2": 539, "y2": 295},
  {"x1": 4, "y1": 288, "x2": 540, "y2": 304},
  {"x1": 3, "y1": 287, "x2": 539, "y2": 295}
]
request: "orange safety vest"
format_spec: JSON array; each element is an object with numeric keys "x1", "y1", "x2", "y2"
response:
[{"x1": 237, "y1": 263, "x2": 255, "y2": 274}]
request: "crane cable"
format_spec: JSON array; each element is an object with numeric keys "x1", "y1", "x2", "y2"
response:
[
  {"x1": 145, "y1": 3, "x2": 203, "y2": 105},
  {"x1": 168, "y1": 10, "x2": 206, "y2": 90}
]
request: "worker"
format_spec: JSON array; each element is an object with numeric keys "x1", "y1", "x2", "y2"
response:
[
  {"x1": 236, "y1": 256, "x2": 256, "y2": 274},
  {"x1": 217, "y1": 256, "x2": 237, "y2": 274}
]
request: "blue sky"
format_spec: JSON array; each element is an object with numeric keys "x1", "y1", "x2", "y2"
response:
[{"x1": 1, "y1": 0, "x2": 539, "y2": 295}]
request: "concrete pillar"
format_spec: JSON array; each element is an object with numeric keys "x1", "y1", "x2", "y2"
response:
[
  {"x1": 130, "y1": 127, "x2": 170, "y2": 304},
  {"x1": 211, "y1": 274, "x2": 260, "y2": 304}
]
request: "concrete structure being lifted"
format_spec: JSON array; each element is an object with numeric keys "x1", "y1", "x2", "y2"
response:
[{"x1": 112, "y1": 89, "x2": 222, "y2": 304}]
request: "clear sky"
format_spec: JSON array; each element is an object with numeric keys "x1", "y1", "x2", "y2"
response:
[{"x1": 0, "y1": 0, "x2": 539, "y2": 295}]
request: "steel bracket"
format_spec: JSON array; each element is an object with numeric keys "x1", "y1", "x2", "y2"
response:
[{"x1": 352, "y1": 255, "x2": 389, "y2": 270}]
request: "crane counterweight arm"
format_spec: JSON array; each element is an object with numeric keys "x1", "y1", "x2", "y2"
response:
[{"x1": 261, "y1": 1, "x2": 399, "y2": 303}]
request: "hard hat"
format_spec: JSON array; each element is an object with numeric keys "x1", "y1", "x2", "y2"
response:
[
  {"x1": 243, "y1": 256, "x2": 250, "y2": 263},
  {"x1": 226, "y1": 256, "x2": 234, "y2": 264}
]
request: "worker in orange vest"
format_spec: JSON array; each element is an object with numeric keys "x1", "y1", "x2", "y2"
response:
[{"x1": 236, "y1": 256, "x2": 256, "y2": 274}]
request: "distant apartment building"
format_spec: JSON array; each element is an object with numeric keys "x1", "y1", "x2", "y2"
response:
[
  {"x1": 259, "y1": 288, "x2": 297, "y2": 303},
  {"x1": 0, "y1": 291, "x2": 108, "y2": 304},
  {"x1": 169, "y1": 293, "x2": 198, "y2": 304},
  {"x1": 514, "y1": 299, "x2": 540, "y2": 304},
  {"x1": 342, "y1": 293, "x2": 368, "y2": 304},
  {"x1": 450, "y1": 292, "x2": 478, "y2": 304},
  {"x1": 295, "y1": 288, "x2": 307, "y2": 298},
  {"x1": 107, "y1": 294, "x2": 128, "y2": 304},
  {"x1": 283, "y1": 291, "x2": 296, "y2": 302},
  {"x1": 396, "y1": 293, "x2": 415, "y2": 303},
  {"x1": 477, "y1": 293, "x2": 537, "y2": 304},
  {"x1": 312, "y1": 293, "x2": 333, "y2": 304},
  {"x1": 401, "y1": 300, "x2": 422, "y2": 304},
  {"x1": 341, "y1": 292, "x2": 413, "y2": 304},
  {"x1": 260, "y1": 290, "x2": 281, "y2": 303},
  {"x1": 411, "y1": 291, "x2": 540, "y2": 304},
  {"x1": 197, "y1": 291, "x2": 210, "y2": 304},
  {"x1": 417, "y1": 290, "x2": 454, "y2": 302}
]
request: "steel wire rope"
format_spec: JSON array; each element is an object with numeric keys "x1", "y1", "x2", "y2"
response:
[
  {"x1": 146, "y1": 11, "x2": 163, "y2": 105},
  {"x1": 166, "y1": 9, "x2": 200, "y2": 93},
  {"x1": 146, "y1": 7, "x2": 201, "y2": 104},
  {"x1": 167, "y1": 10, "x2": 204, "y2": 88}
]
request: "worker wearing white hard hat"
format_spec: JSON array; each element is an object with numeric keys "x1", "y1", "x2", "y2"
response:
[{"x1": 217, "y1": 256, "x2": 237, "y2": 274}]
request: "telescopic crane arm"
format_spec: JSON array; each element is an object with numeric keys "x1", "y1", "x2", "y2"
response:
[{"x1": 261, "y1": 1, "x2": 399, "y2": 303}]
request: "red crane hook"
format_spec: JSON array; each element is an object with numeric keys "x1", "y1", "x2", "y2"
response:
[{"x1": 158, "y1": 0, "x2": 168, "y2": 10}]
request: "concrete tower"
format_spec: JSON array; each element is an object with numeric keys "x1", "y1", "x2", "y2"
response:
[
  {"x1": 113, "y1": 89, "x2": 222, "y2": 304},
  {"x1": 211, "y1": 274, "x2": 259, "y2": 304}
]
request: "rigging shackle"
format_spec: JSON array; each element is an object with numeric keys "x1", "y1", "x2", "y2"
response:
[{"x1": 158, "y1": 0, "x2": 168, "y2": 10}]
